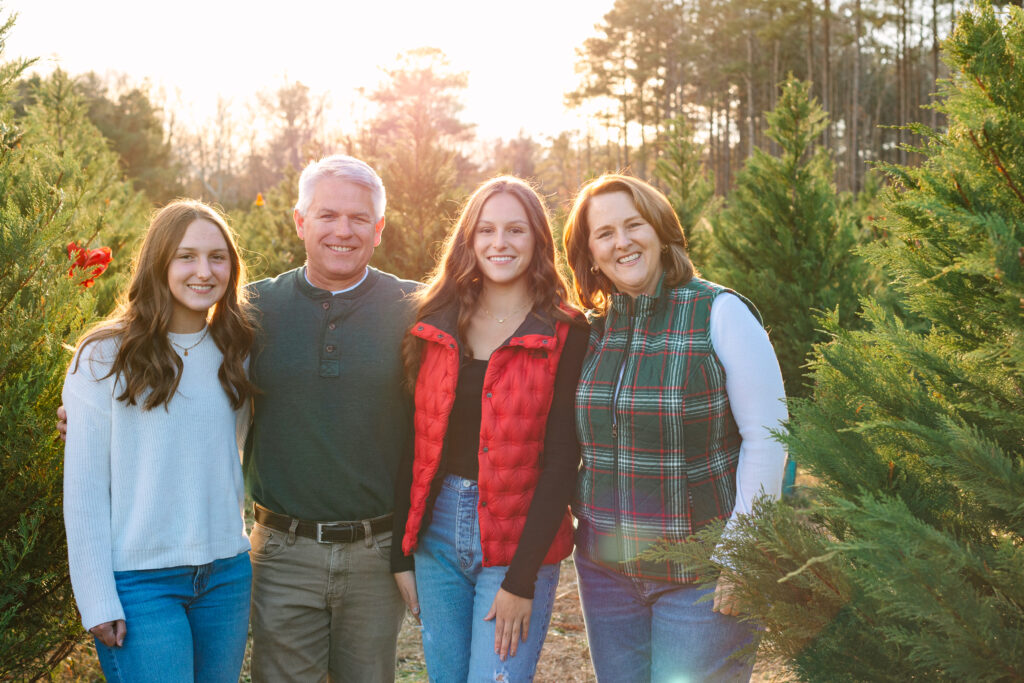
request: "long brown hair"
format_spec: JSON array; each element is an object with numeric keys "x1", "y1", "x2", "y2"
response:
[
  {"x1": 73, "y1": 200, "x2": 258, "y2": 410},
  {"x1": 402, "y1": 176, "x2": 579, "y2": 387},
  {"x1": 563, "y1": 174, "x2": 695, "y2": 313}
]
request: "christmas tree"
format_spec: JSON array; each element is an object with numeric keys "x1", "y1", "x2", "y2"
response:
[
  {"x1": 670, "y1": 5, "x2": 1024, "y2": 680},
  {"x1": 707, "y1": 76, "x2": 867, "y2": 401},
  {"x1": 0, "y1": 22, "x2": 149, "y2": 677},
  {"x1": 653, "y1": 113, "x2": 715, "y2": 265},
  {"x1": 231, "y1": 166, "x2": 303, "y2": 281}
]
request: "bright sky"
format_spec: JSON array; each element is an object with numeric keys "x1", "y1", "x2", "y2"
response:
[{"x1": 5, "y1": 0, "x2": 615, "y2": 142}]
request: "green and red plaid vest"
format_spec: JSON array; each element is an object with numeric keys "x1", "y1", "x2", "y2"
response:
[{"x1": 573, "y1": 277, "x2": 760, "y2": 583}]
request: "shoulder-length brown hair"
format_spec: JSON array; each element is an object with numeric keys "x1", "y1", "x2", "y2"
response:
[
  {"x1": 402, "y1": 176, "x2": 580, "y2": 387},
  {"x1": 563, "y1": 174, "x2": 695, "y2": 312},
  {"x1": 74, "y1": 200, "x2": 258, "y2": 410}
]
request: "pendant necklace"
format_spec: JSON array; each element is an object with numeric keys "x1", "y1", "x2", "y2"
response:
[
  {"x1": 480, "y1": 301, "x2": 531, "y2": 325},
  {"x1": 170, "y1": 327, "x2": 209, "y2": 357}
]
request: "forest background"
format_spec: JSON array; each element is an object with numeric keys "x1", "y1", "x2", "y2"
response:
[{"x1": 2, "y1": 0, "x2": 1021, "y2": 680}]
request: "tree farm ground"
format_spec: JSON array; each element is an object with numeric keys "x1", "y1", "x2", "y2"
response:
[{"x1": 50, "y1": 553, "x2": 788, "y2": 682}]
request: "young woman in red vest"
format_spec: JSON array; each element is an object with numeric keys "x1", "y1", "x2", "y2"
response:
[
  {"x1": 391, "y1": 176, "x2": 588, "y2": 681},
  {"x1": 562, "y1": 175, "x2": 789, "y2": 682}
]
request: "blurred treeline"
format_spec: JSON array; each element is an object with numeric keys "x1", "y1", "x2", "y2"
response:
[{"x1": 11, "y1": 0, "x2": 968, "y2": 283}]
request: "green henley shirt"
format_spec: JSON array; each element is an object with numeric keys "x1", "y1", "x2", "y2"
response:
[{"x1": 243, "y1": 266, "x2": 420, "y2": 522}]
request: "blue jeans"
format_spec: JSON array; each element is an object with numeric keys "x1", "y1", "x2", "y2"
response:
[
  {"x1": 574, "y1": 548, "x2": 757, "y2": 682},
  {"x1": 414, "y1": 475, "x2": 560, "y2": 682},
  {"x1": 94, "y1": 551, "x2": 251, "y2": 683}
]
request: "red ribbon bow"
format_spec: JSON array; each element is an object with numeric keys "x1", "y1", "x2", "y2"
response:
[{"x1": 67, "y1": 242, "x2": 113, "y2": 288}]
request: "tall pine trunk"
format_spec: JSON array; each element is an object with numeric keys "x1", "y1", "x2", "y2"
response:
[
  {"x1": 850, "y1": 0, "x2": 862, "y2": 191},
  {"x1": 823, "y1": 0, "x2": 832, "y2": 152}
]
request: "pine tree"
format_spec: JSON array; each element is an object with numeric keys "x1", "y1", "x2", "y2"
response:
[
  {"x1": 231, "y1": 167, "x2": 303, "y2": 282},
  {"x1": 0, "y1": 33, "x2": 149, "y2": 678},
  {"x1": 667, "y1": 5, "x2": 1024, "y2": 680},
  {"x1": 360, "y1": 48, "x2": 471, "y2": 281},
  {"x1": 653, "y1": 114, "x2": 715, "y2": 265},
  {"x1": 21, "y1": 69, "x2": 151, "y2": 313},
  {"x1": 369, "y1": 116, "x2": 461, "y2": 281},
  {"x1": 76, "y1": 76, "x2": 183, "y2": 203},
  {"x1": 707, "y1": 76, "x2": 867, "y2": 400}
]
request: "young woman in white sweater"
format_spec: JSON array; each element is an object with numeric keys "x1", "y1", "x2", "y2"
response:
[{"x1": 62, "y1": 200, "x2": 258, "y2": 682}]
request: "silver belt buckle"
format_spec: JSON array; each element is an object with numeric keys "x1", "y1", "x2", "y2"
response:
[{"x1": 316, "y1": 522, "x2": 333, "y2": 543}]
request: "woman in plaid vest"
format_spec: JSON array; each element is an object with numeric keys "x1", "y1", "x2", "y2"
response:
[{"x1": 563, "y1": 175, "x2": 789, "y2": 682}]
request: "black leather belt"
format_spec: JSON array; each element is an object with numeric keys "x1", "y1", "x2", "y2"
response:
[{"x1": 253, "y1": 503, "x2": 392, "y2": 544}]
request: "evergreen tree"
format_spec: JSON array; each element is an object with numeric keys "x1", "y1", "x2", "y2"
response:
[
  {"x1": 360, "y1": 48, "x2": 472, "y2": 281},
  {"x1": 653, "y1": 113, "x2": 715, "y2": 265},
  {"x1": 76, "y1": 74, "x2": 183, "y2": 203},
  {"x1": 232, "y1": 168, "x2": 303, "y2": 281},
  {"x1": 369, "y1": 115, "x2": 460, "y2": 281},
  {"x1": 488, "y1": 134, "x2": 540, "y2": 180},
  {"x1": 0, "y1": 28, "x2": 149, "y2": 677},
  {"x1": 707, "y1": 76, "x2": 866, "y2": 400},
  {"x1": 536, "y1": 131, "x2": 584, "y2": 205},
  {"x1": 664, "y1": 5, "x2": 1024, "y2": 680},
  {"x1": 22, "y1": 70, "x2": 151, "y2": 313}
]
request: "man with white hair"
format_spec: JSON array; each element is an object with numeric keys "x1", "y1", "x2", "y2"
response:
[{"x1": 244, "y1": 155, "x2": 418, "y2": 682}]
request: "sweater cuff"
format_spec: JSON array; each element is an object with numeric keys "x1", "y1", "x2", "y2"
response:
[
  {"x1": 390, "y1": 552, "x2": 414, "y2": 574},
  {"x1": 80, "y1": 596, "x2": 126, "y2": 632},
  {"x1": 390, "y1": 533, "x2": 415, "y2": 574},
  {"x1": 500, "y1": 571, "x2": 535, "y2": 600}
]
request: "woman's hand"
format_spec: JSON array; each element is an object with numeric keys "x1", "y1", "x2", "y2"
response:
[
  {"x1": 484, "y1": 588, "x2": 532, "y2": 661},
  {"x1": 393, "y1": 570, "x2": 420, "y2": 623},
  {"x1": 56, "y1": 405, "x2": 67, "y2": 442},
  {"x1": 89, "y1": 619, "x2": 126, "y2": 648},
  {"x1": 713, "y1": 573, "x2": 742, "y2": 617}
]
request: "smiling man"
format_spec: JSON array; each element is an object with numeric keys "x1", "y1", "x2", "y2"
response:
[{"x1": 243, "y1": 155, "x2": 419, "y2": 682}]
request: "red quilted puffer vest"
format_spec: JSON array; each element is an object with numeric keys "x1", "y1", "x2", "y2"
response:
[{"x1": 401, "y1": 309, "x2": 575, "y2": 567}]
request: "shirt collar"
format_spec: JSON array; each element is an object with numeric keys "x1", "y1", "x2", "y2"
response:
[{"x1": 302, "y1": 266, "x2": 368, "y2": 295}]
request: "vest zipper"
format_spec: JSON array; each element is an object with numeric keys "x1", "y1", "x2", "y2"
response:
[
  {"x1": 610, "y1": 302, "x2": 633, "y2": 441},
  {"x1": 610, "y1": 299, "x2": 634, "y2": 563},
  {"x1": 611, "y1": 359, "x2": 628, "y2": 441}
]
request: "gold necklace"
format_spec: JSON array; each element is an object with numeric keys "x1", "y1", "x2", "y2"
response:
[
  {"x1": 170, "y1": 327, "x2": 209, "y2": 357},
  {"x1": 480, "y1": 301, "x2": 531, "y2": 325}
]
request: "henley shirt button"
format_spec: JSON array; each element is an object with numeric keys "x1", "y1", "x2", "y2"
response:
[
  {"x1": 328, "y1": 323, "x2": 336, "y2": 330},
  {"x1": 418, "y1": 326, "x2": 424, "y2": 331},
  {"x1": 480, "y1": 501, "x2": 487, "y2": 507},
  {"x1": 486, "y1": 392, "x2": 492, "y2": 398},
  {"x1": 542, "y1": 339, "x2": 548, "y2": 344},
  {"x1": 437, "y1": 334, "x2": 443, "y2": 339},
  {"x1": 321, "y1": 302, "x2": 330, "y2": 310},
  {"x1": 326, "y1": 345, "x2": 335, "y2": 353},
  {"x1": 482, "y1": 446, "x2": 488, "y2": 452}
]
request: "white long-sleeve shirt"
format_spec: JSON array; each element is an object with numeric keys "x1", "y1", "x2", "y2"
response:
[
  {"x1": 62, "y1": 328, "x2": 250, "y2": 631},
  {"x1": 709, "y1": 293, "x2": 789, "y2": 528}
]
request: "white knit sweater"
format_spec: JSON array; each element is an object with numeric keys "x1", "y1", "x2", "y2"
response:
[{"x1": 62, "y1": 328, "x2": 250, "y2": 631}]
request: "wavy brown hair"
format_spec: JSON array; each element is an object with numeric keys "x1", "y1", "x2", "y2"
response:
[
  {"x1": 402, "y1": 176, "x2": 581, "y2": 388},
  {"x1": 563, "y1": 174, "x2": 696, "y2": 313},
  {"x1": 73, "y1": 200, "x2": 258, "y2": 410}
]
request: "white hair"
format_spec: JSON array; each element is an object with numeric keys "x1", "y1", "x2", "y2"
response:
[{"x1": 294, "y1": 155, "x2": 386, "y2": 221}]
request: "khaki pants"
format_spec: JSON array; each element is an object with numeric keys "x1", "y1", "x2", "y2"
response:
[{"x1": 249, "y1": 521, "x2": 406, "y2": 683}]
